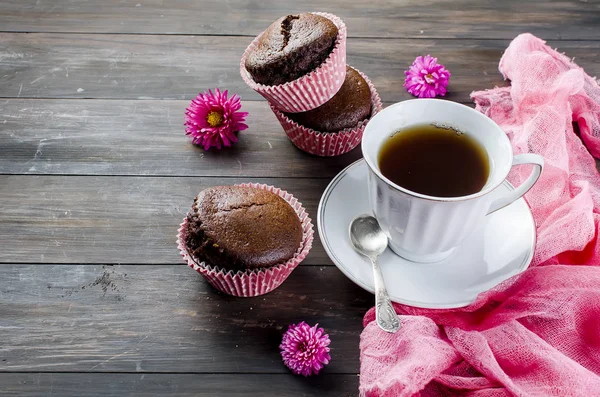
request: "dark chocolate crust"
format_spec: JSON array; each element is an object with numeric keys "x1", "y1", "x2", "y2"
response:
[
  {"x1": 185, "y1": 186, "x2": 303, "y2": 270},
  {"x1": 244, "y1": 13, "x2": 338, "y2": 86},
  {"x1": 284, "y1": 66, "x2": 372, "y2": 132}
]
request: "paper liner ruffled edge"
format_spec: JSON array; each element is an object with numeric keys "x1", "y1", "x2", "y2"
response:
[
  {"x1": 269, "y1": 67, "x2": 383, "y2": 156},
  {"x1": 176, "y1": 183, "x2": 314, "y2": 297},
  {"x1": 240, "y1": 12, "x2": 347, "y2": 113}
]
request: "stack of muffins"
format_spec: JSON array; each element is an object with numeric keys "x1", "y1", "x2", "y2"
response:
[{"x1": 240, "y1": 12, "x2": 383, "y2": 156}]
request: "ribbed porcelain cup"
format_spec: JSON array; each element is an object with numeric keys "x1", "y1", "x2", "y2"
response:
[{"x1": 362, "y1": 99, "x2": 544, "y2": 263}]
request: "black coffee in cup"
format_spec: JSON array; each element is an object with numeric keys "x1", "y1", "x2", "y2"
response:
[{"x1": 378, "y1": 124, "x2": 489, "y2": 197}]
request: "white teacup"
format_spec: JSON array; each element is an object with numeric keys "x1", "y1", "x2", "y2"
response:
[{"x1": 362, "y1": 99, "x2": 543, "y2": 263}]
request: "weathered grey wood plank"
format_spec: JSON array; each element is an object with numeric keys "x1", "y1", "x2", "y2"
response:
[
  {"x1": 0, "y1": 373, "x2": 358, "y2": 396},
  {"x1": 3, "y1": 98, "x2": 599, "y2": 177},
  {"x1": 0, "y1": 175, "x2": 332, "y2": 264},
  {"x1": 0, "y1": 264, "x2": 372, "y2": 373},
  {"x1": 0, "y1": 0, "x2": 598, "y2": 40},
  {"x1": 0, "y1": 99, "x2": 362, "y2": 177},
  {"x1": 0, "y1": 34, "x2": 518, "y2": 102},
  {"x1": 2, "y1": 34, "x2": 599, "y2": 101}
]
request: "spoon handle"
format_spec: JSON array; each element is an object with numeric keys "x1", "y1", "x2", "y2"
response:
[{"x1": 371, "y1": 256, "x2": 400, "y2": 333}]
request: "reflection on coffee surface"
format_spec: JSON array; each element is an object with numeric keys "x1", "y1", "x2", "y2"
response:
[{"x1": 378, "y1": 124, "x2": 489, "y2": 198}]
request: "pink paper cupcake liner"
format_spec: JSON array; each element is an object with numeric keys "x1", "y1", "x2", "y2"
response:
[
  {"x1": 176, "y1": 183, "x2": 314, "y2": 297},
  {"x1": 240, "y1": 12, "x2": 347, "y2": 113},
  {"x1": 269, "y1": 67, "x2": 383, "y2": 157}
]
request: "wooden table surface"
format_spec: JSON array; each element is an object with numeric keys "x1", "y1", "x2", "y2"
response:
[{"x1": 1, "y1": 1, "x2": 599, "y2": 395}]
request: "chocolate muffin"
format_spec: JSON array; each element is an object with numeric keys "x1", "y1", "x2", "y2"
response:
[
  {"x1": 185, "y1": 186, "x2": 303, "y2": 271},
  {"x1": 244, "y1": 13, "x2": 338, "y2": 86},
  {"x1": 284, "y1": 66, "x2": 372, "y2": 132}
]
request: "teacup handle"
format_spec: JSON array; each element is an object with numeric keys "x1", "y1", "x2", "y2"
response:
[{"x1": 487, "y1": 153, "x2": 544, "y2": 215}]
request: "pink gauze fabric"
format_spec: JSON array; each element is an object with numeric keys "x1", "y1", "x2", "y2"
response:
[{"x1": 359, "y1": 33, "x2": 600, "y2": 397}]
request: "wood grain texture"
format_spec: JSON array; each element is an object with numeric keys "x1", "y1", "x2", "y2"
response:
[
  {"x1": 0, "y1": 264, "x2": 372, "y2": 373},
  {"x1": 0, "y1": 373, "x2": 358, "y2": 396},
  {"x1": 0, "y1": 175, "x2": 333, "y2": 264},
  {"x1": 2, "y1": 34, "x2": 599, "y2": 101},
  {"x1": 0, "y1": 33, "x2": 505, "y2": 102},
  {"x1": 3, "y1": 98, "x2": 600, "y2": 177},
  {"x1": 0, "y1": 0, "x2": 598, "y2": 40},
  {"x1": 0, "y1": 99, "x2": 362, "y2": 177}
]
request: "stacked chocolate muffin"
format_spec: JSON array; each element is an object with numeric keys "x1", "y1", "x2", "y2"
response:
[
  {"x1": 240, "y1": 12, "x2": 382, "y2": 156},
  {"x1": 244, "y1": 14, "x2": 339, "y2": 87}
]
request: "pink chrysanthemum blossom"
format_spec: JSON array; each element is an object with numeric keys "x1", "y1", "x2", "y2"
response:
[
  {"x1": 404, "y1": 55, "x2": 451, "y2": 98},
  {"x1": 184, "y1": 88, "x2": 248, "y2": 150},
  {"x1": 280, "y1": 322, "x2": 331, "y2": 376}
]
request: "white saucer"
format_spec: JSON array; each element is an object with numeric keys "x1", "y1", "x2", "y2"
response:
[{"x1": 317, "y1": 159, "x2": 536, "y2": 309}]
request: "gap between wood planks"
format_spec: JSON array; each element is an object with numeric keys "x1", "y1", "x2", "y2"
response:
[
  {"x1": 4, "y1": 31, "x2": 600, "y2": 41},
  {"x1": 0, "y1": 262, "x2": 335, "y2": 266},
  {"x1": 0, "y1": 371, "x2": 355, "y2": 375}
]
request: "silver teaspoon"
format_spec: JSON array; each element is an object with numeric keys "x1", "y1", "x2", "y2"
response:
[{"x1": 349, "y1": 215, "x2": 400, "y2": 333}]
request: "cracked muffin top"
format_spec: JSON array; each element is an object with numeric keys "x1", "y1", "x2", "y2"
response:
[
  {"x1": 244, "y1": 13, "x2": 338, "y2": 86},
  {"x1": 185, "y1": 186, "x2": 303, "y2": 270}
]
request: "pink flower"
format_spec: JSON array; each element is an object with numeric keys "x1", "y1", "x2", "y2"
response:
[
  {"x1": 404, "y1": 55, "x2": 451, "y2": 98},
  {"x1": 184, "y1": 88, "x2": 248, "y2": 150},
  {"x1": 280, "y1": 322, "x2": 331, "y2": 376}
]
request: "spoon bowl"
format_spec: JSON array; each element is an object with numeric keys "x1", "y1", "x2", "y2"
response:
[{"x1": 349, "y1": 215, "x2": 389, "y2": 259}]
